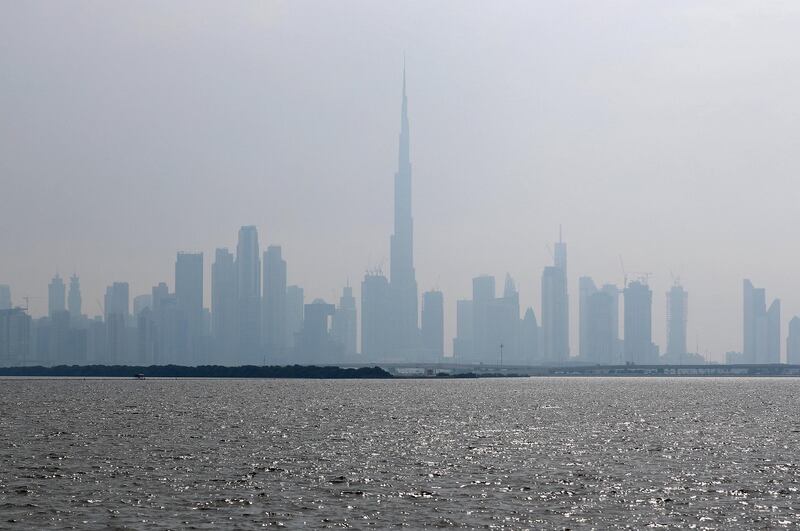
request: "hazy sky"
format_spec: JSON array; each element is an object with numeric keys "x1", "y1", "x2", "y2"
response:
[{"x1": 3, "y1": 1, "x2": 800, "y2": 360}]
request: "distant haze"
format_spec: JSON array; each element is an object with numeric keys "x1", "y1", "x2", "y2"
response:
[{"x1": 3, "y1": 1, "x2": 800, "y2": 361}]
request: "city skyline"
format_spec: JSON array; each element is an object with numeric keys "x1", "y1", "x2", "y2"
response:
[
  {"x1": 5, "y1": 3, "x2": 800, "y2": 361},
  {"x1": 3, "y1": 64, "x2": 800, "y2": 361},
  {"x1": 2, "y1": 79, "x2": 798, "y2": 365}
]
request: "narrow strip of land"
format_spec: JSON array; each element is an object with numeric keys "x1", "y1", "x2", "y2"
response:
[
  {"x1": 3, "y1": 363, "x2": 800, "y2": 378},
  {"x1": 0, "y1": 365, "x2": 392, "y2": 378}
]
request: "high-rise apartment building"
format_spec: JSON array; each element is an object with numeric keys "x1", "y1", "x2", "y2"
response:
[
  {"x1": 104, "y1": 282, "x2": 130, "y2": 363},
  {"x1": 541, "y1": 231, "x2": 569, "y2": 362},
  {"x1": 285, "y1": 285, "x2": 304, "y2": 352},
  {"x1": 453, "y1": 274, "x2": 522, "y2": 364},
  {"x1": 236, "y1": 226, "x2": 261, "y2": 361},
  {"x1": 104, "y1": 282, "x2": 129, "y2": 321},
  {"x1": 0, "y1": 285, "x2": 11, "y2": 310},
  {"x1": 67, "y1": 275, "x2": 81, "y2": 318},
  {"x1": 666, "y1": 283, "x2": 688, "y2": 359},
  {"x1": 212, "y1": 248, "x2": 236, "y2": 360},
  {"x1": 332, "y1": 285, "x2": 357, "y2": 357},
  {"x1": 263, "y1": 245, "x2": 287, "y2": 357},
  {"x1": 175, "y1": 252, "x2": 204, "y2": 362},
  {"x1": 48, "y1": 274, "x2": 66, "y2": 318},
  {"x1": 743, "y1": 279, "x2": 780, "y2": 364},
  {"x1": 133, "y1": 294, "x2": 152, "y2": 317},
  {"x1": 421, "y1": 290, "x2": 444, "y2": 359},
  {"x1": 624, "y1": 280, "x2": 655, "y2": 364},
  {"x1": 521, "y1": 308, "x2": 540, "y2": 364},
  {"x1": 0, "y1": 308, "x2": 31, "y2": 365},
  {"x1": 453, "y1": 299, "x2": 474, "y2": 360},
  {"x1": 542, "y1": 268, "x2": 568, "y2": 362},
  {"x1": 471, "y1": 275, "x2": 496, "y2": 361},
  {"x1": 578, "y1": 277, "x2": 597, "y2": 359},
  {"x1": 298, "y1": 300, "x2": 338, "y2": 362},
  {"x1": 787, "y1": 316, "x2": 800, "y2": 365},
  {"x1": 361, "y1": 272, "x2": 391, "y2": 361},
  {"x1": 579, "y1": 278, "x2": 618, "y2": 364}
]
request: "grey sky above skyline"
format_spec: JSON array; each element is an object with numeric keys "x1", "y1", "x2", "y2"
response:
[{"x1": 3, "y1": 1, "x2": 800, "y2": 360}]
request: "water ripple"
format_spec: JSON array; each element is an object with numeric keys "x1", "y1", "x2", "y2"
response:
[{"x1": 2, "y1": 377, "x2": 800, "y2": 528}]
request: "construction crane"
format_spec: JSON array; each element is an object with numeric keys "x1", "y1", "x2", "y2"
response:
[
  {"x1": 18, "y1": 295, "x2": 42, "y2": 313},
  {"x1": 619, "y1": 256, "x2": 651, "y2": 286},
  {"x1": 630, "y1": 272, "x2": 653, "y2": 285}
]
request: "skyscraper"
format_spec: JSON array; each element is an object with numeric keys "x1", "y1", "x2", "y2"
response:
[
  {"x1": 67, "y1": 274, "x2": 82, "y2": 318},
  {"x1": 624, "y1": 280, "x2": 655, "y2": 363},
  {"x1": 787, "y1": 317, "x2": 800, "y2": 365},
  {"x1": 471, "y1": 275, "x2": 496, "y2": 361},
  {"x1": 490, "y1": 273, "x2": 525, "y2": 365},
  {"x1": 137, "y1": 307, "x2": 157, "y2": 366},
  {"x1": 601, "y1": 283, "x2": 620, "y2": 359},
  {"x1": 666, "y1": 283, "x2": 688, "y2": 359},
  {"x1": 263, "y1": 245, "x2": 287, "y2": 357},
  {"x1": 521, "y1": 308, "x2": 540, "y2": 364},
  {"x1": 743, "y1": 279, "x2": 780, "y2": 364},
  {"x1": 0, "y1": 308, "x2": 31, "y2": 365},
  {"x1": 151, "y1": 283, "x2": 169, "y2": 315},
  {"x1": 104, "y1": 282, "x2": 129, "y2": 363},
  {"x1": 133, "y1": 294, "x2": 152, "y2": 317},
  {"x1": 389, "y1": 66, "x2": 420, "y2": 354},
  {"x1": 473, "y1": 275, "x2": 496, "y2": 302},
  {"x1": 453, "y1": 275, "x2": 520, "y2": 364},
  {"x1": 298, "y1": 299, "x2": 338, "y2": 363},
  {"x1": 495, "y1": 275, "x2": 521, "y2": 364},
  {"x1": 361, "y1": 271, "x2": 391, "y2": 361},
  {"x1": 332, "y1": 285, "x2": 357, "y2": 358},
  {"x1": 579, "y1": 277, "x2": 618, "y2": 364},
  {"x1": 767, "y1": 298, "x2": 781, "y2": 364},
  {"x1": 541, "y1": 232, "x2": 569, "y2": 363},
  {"x1": 743, "y1": 279, "x2": 763, "y2": 363},
  {"x1": 586, "y1": 289, "x2": 617, "y2": 363},
  {"x1": 48, "y1": 274, "x2": 66, "y2": 318},
  {"x1": 554, "y1": 232, "x2": 567, "y2": 272},
  {"x1": 104, "y1": 282, "x2": 129, "y2": 321},
  {"x1": 421, "y1": 290, "x2": 444, "y2": 359},
  {"x1": 578, "y1": 276, "x2": 597, "y2": 359},
  {"x1": 453, "y1": 299, "x2": 474, "y2": 360},
  {"x1": 212, "y1": 248, "x2": 237, "y2": 361},
  {"x1": 175, "y1": 252, "x2": 204, "y2": 363},
  {"x1": 285, "y1": 285, "x2": 304, "y2": 352},
  {"x1": 0, "y1": 285, "x2": 10, "y2": 310},
  {"x1": 151, "y1": 281, "x2": 177, "y2": 364},
  {"x1": 236, "y1": 226, "x2": 261, "y2": 362}
]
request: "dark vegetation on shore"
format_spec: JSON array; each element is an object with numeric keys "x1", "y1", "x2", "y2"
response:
[{"x1": 0, "y1": 364, "x2": 393, "y2": 379}]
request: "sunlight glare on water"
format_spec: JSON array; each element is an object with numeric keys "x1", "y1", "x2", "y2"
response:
[{"x1": 2, "y1": 377, "x2": 800, "y2": 528}]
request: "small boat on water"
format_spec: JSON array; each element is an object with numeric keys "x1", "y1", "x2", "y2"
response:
[{"x1": 135, "y1": 373, "x2": 146, "y2": 380}]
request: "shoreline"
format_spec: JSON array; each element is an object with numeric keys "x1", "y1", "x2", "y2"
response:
[{"x1": 3, "y1": 364, "x2": 800, "y2": 378}]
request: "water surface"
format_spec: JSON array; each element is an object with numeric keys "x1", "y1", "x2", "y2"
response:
[{"x1": 2, "y1": 377, "x2": 800, "y2": 528}]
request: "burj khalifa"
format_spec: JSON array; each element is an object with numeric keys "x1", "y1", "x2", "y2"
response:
[{"x1": 389, "y1": 66, "x2": 420, "y2": 352}]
